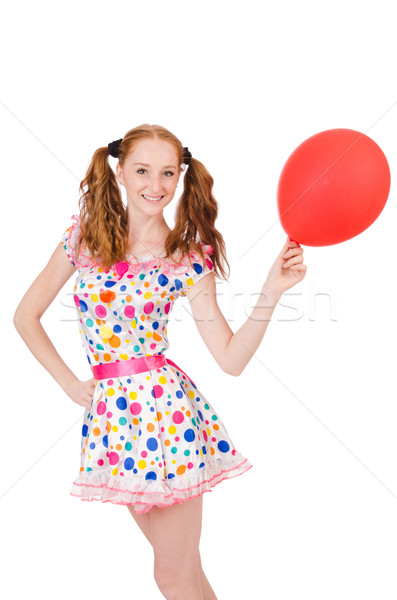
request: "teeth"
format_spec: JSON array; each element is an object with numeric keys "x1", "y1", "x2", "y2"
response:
[{"x1": 143, "y1": 195, "x2": 162, "y2": 201}]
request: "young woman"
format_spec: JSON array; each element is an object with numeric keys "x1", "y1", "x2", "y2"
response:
[{"x1": 13, "y1": 123, "x2": 306, "y2": 600}]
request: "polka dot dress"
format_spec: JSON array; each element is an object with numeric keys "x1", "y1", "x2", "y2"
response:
[{"x1": 61, "y1": 213, "x2": 253, "y2": 513}]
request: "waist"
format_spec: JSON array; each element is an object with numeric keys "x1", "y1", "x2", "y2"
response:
[{"x1": 91, "y1": 354, "x2": 196, "y2": 387}]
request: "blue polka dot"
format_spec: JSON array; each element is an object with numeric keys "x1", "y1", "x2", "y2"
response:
[
  {"x1": 145, "y1": 471, "x2": 157, "y2": 480},
  {"x1": 218, "y1": 440, "x2": 230, "y2": 453},
  {"x1": 82, "y1": 424, "x2": 88, "y2": 437},
  {"x1": 184, "y1": 429, "x2": 195, "y2": 442},
  {"x1": 116, "y1": 396, "x2": 127, "y2": 410},
  {"x1": 158, "y1": 274, "x2": 169, "y2": 286},
  {"x1": 79, "y1": 300, "x2": 88, "y2": 313},
  {"x1": 102, "y1": 435, "x2": 108, "y2": 448},
  {"x1": 147, "y1": 437, "x2": 158, "y2": 451},
  {"x1": 124, "y1": 457, "x2": 135, "y2": 470},
  {"x1": 104, "y1": 281, "x2": 117, "y2": 288}
]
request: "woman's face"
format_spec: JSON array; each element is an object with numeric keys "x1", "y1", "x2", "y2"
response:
[{"x1": 116, "y1": 138, "x2": 181, "y2": 215}]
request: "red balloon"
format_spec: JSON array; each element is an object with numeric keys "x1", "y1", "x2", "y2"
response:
[{"x1": 277, "y1": 128, "x2": 391, "y2": 246}]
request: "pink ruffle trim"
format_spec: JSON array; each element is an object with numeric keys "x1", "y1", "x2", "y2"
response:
[
  {"x1": 64, "y1": 213, "x2": 214, "y2": 275},
  {"x1": 70, "y1": 456, "x2": 253, "y2": 513}
]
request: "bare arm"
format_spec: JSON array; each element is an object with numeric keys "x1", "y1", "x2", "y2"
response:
[
  {"x1": 185, "y1": 239, "x2": 306, "y2": 376},
  {"x1": 13, "y1": 242, "x2": 81, "y2": 393},
  {"x1": 185, "y1": 271, "x2": 280, "y2": 377}
]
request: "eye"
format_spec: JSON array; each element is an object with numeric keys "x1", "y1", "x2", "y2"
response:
[{"x1": 136, "y1": 169, "x2": 174, "y2": 177}]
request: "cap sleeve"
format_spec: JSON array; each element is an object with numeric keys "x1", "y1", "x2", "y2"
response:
[
  {"x1": 60, "y1": 213, "x2": 93, "y2": 269},
  {"x1": 178, "y1": 243, "x2": 214, "y2": 297}
]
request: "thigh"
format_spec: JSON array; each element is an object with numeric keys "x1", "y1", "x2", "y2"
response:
[
  {"x1": 150, "y1": 495, "x2": 203, "y2": 572},
  {"x1": 127, "y1": 506, "x2": 153, "y2": 547}
]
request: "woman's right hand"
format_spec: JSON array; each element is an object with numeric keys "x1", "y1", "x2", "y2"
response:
[{"x1": 66, "y1": 377, "x2": 98, "y2": 409}]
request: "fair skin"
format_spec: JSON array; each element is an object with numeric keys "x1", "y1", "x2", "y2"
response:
[{"x1": 13, "y1": 137, "x2": 306, "y2": 600}]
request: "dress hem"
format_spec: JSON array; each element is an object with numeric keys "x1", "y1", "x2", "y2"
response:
[{"x1": 70, "y1": 456, "x2": 253, "y2": 513}]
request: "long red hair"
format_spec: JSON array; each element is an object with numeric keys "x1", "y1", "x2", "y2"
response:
[{"x1": 74, "y1": 123, "x2": 230, "y2": 281}]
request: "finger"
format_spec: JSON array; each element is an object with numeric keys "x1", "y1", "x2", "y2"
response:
[
  {"x1": 283, "y1": 256, "x2": 304, "y2": 268},
  {"x1": 284, "y1": 247, "x2": 303, "y2": 258}
]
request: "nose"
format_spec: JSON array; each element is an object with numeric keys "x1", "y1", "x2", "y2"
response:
[{"x1": 146, "y1": 174, "x2": 163, "y2": 194}]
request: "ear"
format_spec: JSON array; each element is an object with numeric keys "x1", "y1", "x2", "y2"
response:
[{"x1": 115, "y1": 162, "x2": 124, "y2": 186}]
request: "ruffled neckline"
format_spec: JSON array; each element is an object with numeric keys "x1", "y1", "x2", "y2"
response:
[{"x1": 68, "y1": 213, "x2": 214, "y2": 275}]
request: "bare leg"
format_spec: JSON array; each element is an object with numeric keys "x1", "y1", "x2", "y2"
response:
[{"x1": 127, "y1": 498, "x2": 218, "y2": 600}]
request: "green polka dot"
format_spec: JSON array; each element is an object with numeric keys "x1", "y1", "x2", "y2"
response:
[
  {"x1": 211, "y1": 415, "x2": 218, "y2": 421},
  {"x1": 125, "y1": 442, "x2": 132, "y2": 451},
  {"x1": 184, "y1": 449, "x2": 190, "y2": 456},
  {"x1": 119, "y1": 417, "x2": 127, "y2": 426},
  {"x1": 86, "y1": 318, "x2": 94, "y2": 327},
  {"x1": 171, "y1": 447, "x2": 177, "y2": 454},
  {"x1": 204, "y1": 403, "x2": 209, "y2": 409}
]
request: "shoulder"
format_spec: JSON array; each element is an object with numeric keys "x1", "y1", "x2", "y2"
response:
[{"x1": 60, "y1": 213, "x2": 96, "y2": 269}]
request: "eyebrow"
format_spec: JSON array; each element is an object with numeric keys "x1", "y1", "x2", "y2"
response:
[{"x1": 132, "y1": 162, "x2": 177, "y2": 169}]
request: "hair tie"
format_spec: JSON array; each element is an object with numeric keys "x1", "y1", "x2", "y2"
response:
[
  {"x1": 183, "y1": 147, "x2": 192, "y2": 165},
  {"x1": 108, "y1": 138, "x2": 123, "y2": 158}
]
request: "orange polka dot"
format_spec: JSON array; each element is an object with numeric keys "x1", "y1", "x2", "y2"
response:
[
  {"x1": 147, "y1": 423, "x2": 155, "y2": 432},
  {"x1": 109, "y1": 335, "x2": 121, "y2": 348},
  {"x1": 176, "y1": 465, "x2": 186, "y2": 476},
  {"x1": 100, "y1": 290, "x2": 116, "y2": 303},
  {"x1": 93, "y1": 427, "x2": 100, "y2": 436},
  {"x1": 157, "y1": 412, "x2": 162, "y2": 421}
]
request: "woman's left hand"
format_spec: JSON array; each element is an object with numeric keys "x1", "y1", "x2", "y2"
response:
[{"x1": 264, "y1": 236, "x2": 307, "y2": 297}]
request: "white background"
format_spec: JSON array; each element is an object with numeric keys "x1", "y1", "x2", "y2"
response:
[{"x1": 2, "y1": 1, "x2": 397, "y2": 598}]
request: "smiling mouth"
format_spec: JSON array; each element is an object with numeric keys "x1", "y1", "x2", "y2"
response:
[{"x1": 142, "y1": 194, "x2": 164, "y2": 202}]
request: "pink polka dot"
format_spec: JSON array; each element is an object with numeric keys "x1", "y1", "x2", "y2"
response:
[
  {"x1": 164, "y1": 302, "x2": 171, "y2": 314},
  {"x1": 98, "y1": 459, "x2": 104, "y2": 466},
  {"x1": 130, "y1": 402, "x2": 142, "y2": 415},
  {"x1": 73, "y1": 294, "x2": 80, "y2": 307},
  {"x1": 95, "y1": 305, "x2": 107, "y2": 318},
  {"x1": 141, "y1": 451, "x2": 148, "y2": 458},
  {"x1": 173, "y1": 410, "x2": 184, "y2": 424},
  {"x1": 143, "y1": 301, "x2": 154, "y2": 314},
  {"x1": 107, "y1": 411, "x2": 113, "y2": 418},
  {"x1": 108, "y1": 452, "x2": 119, "y2": 466},
  {"x1": 124, "y1": 305, "x2": 135, "y2": 319},
  {"x1": 115, "y1": 262, "x2": 129, "y2": 277},
  {"x1": 97, "y1": 401, "x2": 106, "y2": 415},
  {"x1": 203, "y1": 430, "x2": 208, "y2": 442},
  {"x1": 187, "y1": 462, "x2": 194, "y2": 469},
  {"x1": 152, "y1": 385, "x2": 164, "y2": 398}
]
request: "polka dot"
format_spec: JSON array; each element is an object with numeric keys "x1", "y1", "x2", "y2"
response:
[
  {"x1": 152, "y1": 385, "x2": 163, "y2": 399},
  {"x1": 218, "y1": 440, "x2": 230, "y2": 453},
  {"x1": 95, "y1": 305, "x2": 107, "y2": 318},
  {"x1": 172, "y1": 410, "x2": 184, "y2": 424},
  {"x1": 116, "y1": 396, "x2": 127, "y2": 410},
  {"x1": 97, "y1": 401, "x2": 106, "y2": 415},
  {"x1": 147, "y1": 438, "x2": 158, "y2": 451},
  {"x1": 184, "y1": 429, "x2": 195, "y2": 442},
  {"x1": 108, "y1": 452, "x2": 119, "y2": 465},
  {"x1": 124, "y1": 457, "x2": 135, "y2": 470},
  {"x1": 130, "y1": 402, "x2": 142, "y2": 415}
]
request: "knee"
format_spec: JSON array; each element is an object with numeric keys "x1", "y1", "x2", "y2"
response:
[{"x1": 154, "y1": 556, "x2": 201, "y2": 597}]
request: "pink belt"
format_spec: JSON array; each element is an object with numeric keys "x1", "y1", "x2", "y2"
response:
[{"x1": 91, "y1": 354, "x2": 196, "y2": 388}]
